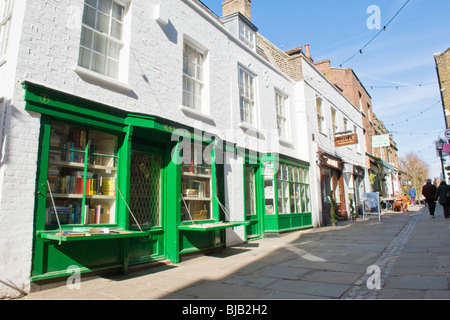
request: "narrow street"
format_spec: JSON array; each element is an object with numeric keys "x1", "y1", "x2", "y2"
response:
[{"x1": 23, "y1": 204, "x2": 450, "y2": 301}]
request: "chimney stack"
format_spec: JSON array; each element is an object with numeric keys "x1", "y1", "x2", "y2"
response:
[
  {"x1": 222, "y1": 0, "x2": 252, "y2": 21},
  {"x1": 305, "y1": 44, "x2": 310, "y2": 58}
]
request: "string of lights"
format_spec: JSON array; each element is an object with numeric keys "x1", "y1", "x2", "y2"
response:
[
  {"x1": 368, "y1": 82, "x2": 437, "y2": 89},
  {"x1": 339, "y1": 0, "x2": 411, "y2": 67},
  {"x1": 386, "y1": 100, "x2": 442, "y2": 126},
  {"x1": 390, "y1": 130, "x2": 443, "y2": 136}
]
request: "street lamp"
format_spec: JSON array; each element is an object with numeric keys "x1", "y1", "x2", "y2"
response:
[{"x1": 435, "y1": 138, "x2": 446, "y2": 182}]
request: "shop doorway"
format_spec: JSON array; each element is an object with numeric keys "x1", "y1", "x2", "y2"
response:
[
  {"x1": 129, "y1": 150, "x2": 163, "y2": 229},
  {"x1": 321, "y1": 167, "x2": 345, "y2": 224},
  {"x1": 245, "y1": 165, "x2": 263, "y2": 240}
]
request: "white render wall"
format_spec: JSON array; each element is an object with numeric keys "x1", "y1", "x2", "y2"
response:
[
  {"x1": 299, "y1": 58, "x2": 366, "y2": 226},
  {"x1": 0, "y1": 0, "x2": 310, "y2": 295}
]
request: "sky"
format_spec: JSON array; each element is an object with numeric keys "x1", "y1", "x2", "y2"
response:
[{"x1": 200, "y1": 0, "x2": 450, "y2": 179}]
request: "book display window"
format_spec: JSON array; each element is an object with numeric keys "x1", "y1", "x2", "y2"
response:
[
  {"x1": 180, "y1": 143, "x2": 213, "y2": 222},
  {"x1": 275, "y1": 164, "x2": 311, "y2": 214},
  {"x1": 46, "y1": 121, "x2": 118, "y2": 227}
]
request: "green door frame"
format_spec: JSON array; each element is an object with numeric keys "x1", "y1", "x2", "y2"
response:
[{"x1": 243, "y1": 162, "x2": 265, "y2": 240}]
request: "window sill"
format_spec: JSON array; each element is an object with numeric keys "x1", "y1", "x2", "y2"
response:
[
  {"x1": 238, "y1": 122, "x2": 262, "y2": 135},
  {"x1": 180, "y1": 105, "x2": 213, "y2": 122},
  {"x1": 74, "y1": 66, "x2": 132, "y2": 94},
  {"x1": 278, "y1": 137, "x2": 294, "y2": 148}
]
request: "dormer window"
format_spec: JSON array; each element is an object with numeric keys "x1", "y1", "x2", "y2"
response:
[
  {"x1": 239, "y1": 21, "x2": 255, "y2": 50},
  {"x1": 220, "y1": 12, "x2": 258, "y2": 52}
]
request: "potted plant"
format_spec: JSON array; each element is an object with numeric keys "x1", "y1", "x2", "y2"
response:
[
  {"x1": 329, "y1": 190, "x2": 339, "y2": 226},
  {"x1": 349, "y1": 193, "x2": 357, "y2": 221}
]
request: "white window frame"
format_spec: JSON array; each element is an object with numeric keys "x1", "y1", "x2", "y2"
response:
[
  {"x1": 343, "y1": 117, "x2": 349, "y2": 132},
  {"x1": 239, "y1": 66, "x2": 256, "y2": 127},
  {"x1": 0, "y1": 0, "x2": 13, "y2": 62},
  {"x1": 316, "y1": 96, "x2": 325, "y2": 134},
  {"x1": 275, "y1": 90, "x2": 289, "y2": 141},
  {"x1": 238, "y1": 21, "x2": 255, "y2": 50},
  {"x1": 78, "y1": 0, "x2": 129, "y2": 81},
  {"x1": 182, "y1": 42, "x2": 205, "y2": 112},
  {"x1": 331, "y1": 107, "x2": 338, "y2": 135}
]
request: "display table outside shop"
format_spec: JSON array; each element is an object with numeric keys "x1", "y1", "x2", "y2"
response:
[
  {"x1": 178, "y1": 221, "x2": 250, "y2": 232},
  {"x1": 37, "y1": 229, "x2": 149, "y2": 242}
]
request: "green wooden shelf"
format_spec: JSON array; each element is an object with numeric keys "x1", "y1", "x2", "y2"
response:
[
  {"x1": 38, "y1": 230, "x2": 149, "y2": 242},
  {"x1": 178, "y1": 221, "x2": 250, "y2": 232}
]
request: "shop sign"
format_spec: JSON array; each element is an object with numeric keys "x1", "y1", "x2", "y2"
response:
[
  {"x1": 323, "y1": 155, "x2": 341, "y2": 170},
  {"x1": 334, "y1": 133, "x2": 358, "y2": 147}
]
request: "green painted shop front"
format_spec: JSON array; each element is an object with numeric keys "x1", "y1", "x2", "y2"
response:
[
  {"x1": 24, "y1": 82, "x2": 312, "y2": 283},
  {"x1": 24, "y1": 82, "x2": 243, "y2": 282},
  {"x1": 256, "y1": 155, "x2": 313, "y2": 238}
]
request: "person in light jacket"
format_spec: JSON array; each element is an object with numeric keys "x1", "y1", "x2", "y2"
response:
[
  {"x1": 408, "y1": 187, "x2": 417, "y2": 206},
  {"x1": 434, "y1": 181, "x2": 450, "y2": 219}
]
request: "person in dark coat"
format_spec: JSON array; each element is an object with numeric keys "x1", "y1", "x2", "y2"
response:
[
  {"x1": 434, "y1": 181, "x2": 450, "y2": 219},
  {"x1": 422, "y1": 179, "x2": 437, "y2": 217}
]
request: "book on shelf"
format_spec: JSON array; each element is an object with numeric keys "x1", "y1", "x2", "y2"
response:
[
  {"x1": 86, "y1": 204, "x2": 110, "y2": 224},
  {"x1": 102, "y1": 177, "x2": 116, "y2": 196},
  {"x1": 47, "y1": 201, "x2": 82, "y2": 225}
]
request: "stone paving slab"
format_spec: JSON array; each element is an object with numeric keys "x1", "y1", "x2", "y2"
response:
[
  {"x1": 384, "y1": 276, "x2": 449, "y2": 290},
  {"x1": 300, "y1": 270, "x2": 362, "y2": 284},
  {"x1": 22, "y1": 205, "x2": 450, "y2": 301},
  {"x1": 267, "y1": 279, "x2": 350, "y2": 298}
]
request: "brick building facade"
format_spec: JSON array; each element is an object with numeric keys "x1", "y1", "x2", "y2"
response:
[{"x1": 435, "y1": 48, "x2": 450, "y2": 128}]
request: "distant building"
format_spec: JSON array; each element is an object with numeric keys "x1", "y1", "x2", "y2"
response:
[
  {"x1": 314, "y1": 60, "x2": 375, "y2": 155},
  {"x1": 257, "y1": 41, "x2": 367, "y2": 226},
  {"x1": 434, "y1": 48, "x2": 450, "y2": 128},
  {"x1": 313, "y1": 59, "x2": 400, "y2": 198}
]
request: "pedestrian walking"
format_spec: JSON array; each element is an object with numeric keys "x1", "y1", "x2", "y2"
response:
[
  {"x1": 435, "y1": 181, "x2": 450, "y2": 219},
  {"x1": 422, "y1": 179, "x2": 437, "y2": 217},
  {"x1": 408, "y1": 186, "x2": 417, "y2": 206}
]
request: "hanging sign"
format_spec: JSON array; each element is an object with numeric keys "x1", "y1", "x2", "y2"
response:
[
  {"x1": 334, "y1": 133, "x2": 358, "y2": 147},
  {"x1": 372, "y1": 134, "x2": 390, "y2": 148}
]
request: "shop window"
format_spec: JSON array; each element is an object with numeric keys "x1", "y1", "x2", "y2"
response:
[
  {"x1": 78, "y1": 0, "x2": 127, "y2": 79},
  {"x1": 180, "y1": 143, "x2": 212, "y2": 221},
  {"x1": 322, "y1": 168, "x2": 332, "y2": 203},
  {"x1": 46, "y1": 121, "x2": 118, "y2": 227},
  {"x1": 263, "y1": 162, "x2": 275, "y2": 215},
  {"x1": 276, "y1": 164, "x2": 311, "y2": 214},
  {"x1": 129, "y1": 151, "x2": 161, "y2": 228}
]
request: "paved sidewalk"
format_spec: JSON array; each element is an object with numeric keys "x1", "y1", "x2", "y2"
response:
[{"x1": 23, "y1": 204, "x2": 450, "y2": 300}]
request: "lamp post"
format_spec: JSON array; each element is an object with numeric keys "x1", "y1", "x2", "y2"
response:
[{"x1": 435, "y1": 138, "x2": 446, "y2": 182}]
